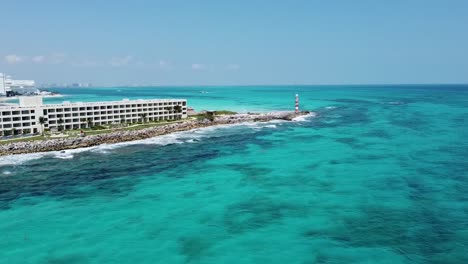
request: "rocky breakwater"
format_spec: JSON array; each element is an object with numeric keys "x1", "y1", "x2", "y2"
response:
[{"x1": 0, "y1": 111, "x2": 313, "y2": 156}]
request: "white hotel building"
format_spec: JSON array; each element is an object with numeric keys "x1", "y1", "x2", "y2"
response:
[
  {"x1": 0, "y1": 97, "x2": 187, "y2": 137},
  {"x1": 0, "y1": 73, "x2": 38, "y2": 95}
]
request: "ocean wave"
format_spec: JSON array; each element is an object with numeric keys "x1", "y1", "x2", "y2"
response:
[
  {"x1": 0, "y1": 152, "x2": 52, "y2": 166},
  {"x1": 292, "y1": 113, "x2": 317, "y2": 122},
  {"x1": 1, "y1": 170, "x2": 12, "y2": 177}
]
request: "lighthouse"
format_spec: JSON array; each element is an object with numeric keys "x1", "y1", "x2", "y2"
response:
[{"x1": 295, "y1": 94, "x2": 299, "y2": 113}]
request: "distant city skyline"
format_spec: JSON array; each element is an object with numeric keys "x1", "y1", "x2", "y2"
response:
[{"x1": 1, "y1": 0, "x2": 468, "y2": 86}]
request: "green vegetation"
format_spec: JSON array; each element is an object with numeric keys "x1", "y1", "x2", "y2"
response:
[
  {"x1": 193, "y1": 110, "x2": 237, "y2": 121},
  {"x1": 39, "y1": 116, "x2": 46, "y2": 136},
  {"x1": 1, "y1": 109, "x2": 238, "y2": 145},
  {"x1": 0, "y1": 135, "x2": 47, "y2": 145},
  {"x1": 214, "y1": 110, "x2": 237, "y2": 115}
]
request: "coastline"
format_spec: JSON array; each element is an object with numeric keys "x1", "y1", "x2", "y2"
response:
[
  {"x1": 0, "y1": 94, "x2": 64, "y2": 103},
  {"x1": 0, "y1": 111, "x2": 314, "y2": 156}
]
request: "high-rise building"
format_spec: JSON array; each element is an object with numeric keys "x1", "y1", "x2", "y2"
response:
[
  {"x1": 0, "y1": 73, "x2": 6, "y2": 95},
  {"x1": 0, "y1": 73, "x2": 38, "y2": 96}
]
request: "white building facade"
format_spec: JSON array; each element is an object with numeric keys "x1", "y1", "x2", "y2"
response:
[
  {"x1": 0, "y1": 97, "x2": 187, "y2": 137},
  {"x1": 0, "y1": 73, "x2": 6, "y2": 95},
  {"x1": 0, "y1": 73, "x2": 38, "y2": 95}
]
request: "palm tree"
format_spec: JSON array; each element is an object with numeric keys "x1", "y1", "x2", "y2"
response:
[
  {"x1": 140, "y1": 113, "x2": 148, "y2": 123},
  {"x1": 164, "y1": 106, "x2": 173, "y2": 113},
  {"x1": 80, "y1": 118, "x2": 87, "y2": 129},
  {"x1": 164, "y1": 106, "x2": 173, "y2": 120},
  {"x1": 39, "y1": 116, "x2": 46, "y2": 135},
  {"x1": 86, "y1": 118, "x2": 93, "y2": 129},
  {"x1": 57, "y1": 118, "x2": 64, "y2": 131},
  {"x1": 173, "y1": 105, "x2": 183, "y2": 120}
]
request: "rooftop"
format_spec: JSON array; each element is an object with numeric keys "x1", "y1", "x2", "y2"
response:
[{"x1": 0, "y1": 97, "x2": 187, "y2": 110}]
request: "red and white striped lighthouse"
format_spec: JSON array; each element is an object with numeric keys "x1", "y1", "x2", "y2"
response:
[{"x1": 295, "y1": 94, "x2": 299, "y2": 113}]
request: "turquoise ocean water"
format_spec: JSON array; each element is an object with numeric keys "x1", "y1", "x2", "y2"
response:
[{"x1": 1, "y1": 85, "x2": 467, "y2": 263}]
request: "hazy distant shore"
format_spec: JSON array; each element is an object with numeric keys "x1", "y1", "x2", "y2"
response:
[
  {"x1": 0, "y1": 111, "x2": 313, "y2": 156},
  {"x1": 0, "y1": 94, "x2": 64, "y2": 103}
]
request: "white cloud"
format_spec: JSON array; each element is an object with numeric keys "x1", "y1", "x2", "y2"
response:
[
  {"x1": 191, "y1": 63, "x2": 205, "y2": 70},
  {"x1": 32, "y1": 55, "x2": 45, "y2": 63},
  {"x1": 49, "y1": 53, "x2": 67, "y2": 64},
  {"x1": 71, "y1": 59, "x2": 99, "y2": 67},
  {"x1": 110, "y1": 56, "x2": 134, "y2": 67},
  {"x1": 158, "y1": 59, "x2": 173, "y2": 70},
  {"x1": 5, "y1": 54, "x2": 25, "y2": 64},
  {"x1": 227, "y1": 64, "x2": 240, "y2": 70}
]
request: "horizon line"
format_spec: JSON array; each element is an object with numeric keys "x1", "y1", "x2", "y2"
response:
[{"x1": 40, "y1": 83, "x2": 468, "y2": 88}]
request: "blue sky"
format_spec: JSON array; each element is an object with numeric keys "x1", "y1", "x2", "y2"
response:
[{"x1": 1, "y1": 0, "x2": 467, "y2": 86}]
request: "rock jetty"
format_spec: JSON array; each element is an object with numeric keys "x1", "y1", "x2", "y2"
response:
[{"x1": 0, "y1": 111, "x2": 312, "y2": 156}]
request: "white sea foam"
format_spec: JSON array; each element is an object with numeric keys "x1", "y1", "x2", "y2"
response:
[
  {"x1": 325, "y1": 106, "x2": 337, "y2": 109},
  {"x1": 53, "y1": 152, "x2": 75, "y2": 159},
  {"x1": 292, "y1": 113, "x2": 316, "y2": 122},
  {"x1": 0, "y1": 152, "x2": 51, "y2": 166},
  {"x1": 0, "y1": 116, "x2": 309, "y2": 166}
]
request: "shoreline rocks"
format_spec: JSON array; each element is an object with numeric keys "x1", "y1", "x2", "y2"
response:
[{"x1": 0, "y1": 111, "x2": 313, "y2": 156}]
